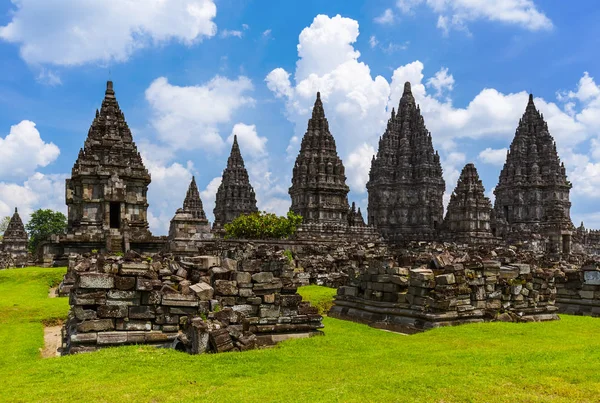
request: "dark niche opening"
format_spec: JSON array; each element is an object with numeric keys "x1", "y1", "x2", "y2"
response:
[{"x1": 110, "y1": 202, "x2": 121, "y2": 229}]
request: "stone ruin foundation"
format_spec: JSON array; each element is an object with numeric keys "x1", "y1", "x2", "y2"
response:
[
  {"x1": 62, "y1": 253, "x2": 323, "y2": 355},
  {"x1": 329, "y1": 244, "x2": 562, "y2": 332}
]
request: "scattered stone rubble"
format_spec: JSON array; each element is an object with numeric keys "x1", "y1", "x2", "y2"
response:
[{"x1": 62, "y1": 253, "x2": 322, "y2": 355}]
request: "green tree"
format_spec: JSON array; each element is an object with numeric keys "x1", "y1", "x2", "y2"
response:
[
  {"x1": 0, "y1": 216, "x2": 10, "y2": 240},
  {"x1": 224, "y1": 211, "x2": 303, "y2": 239},
  {"x1": 25, "y1": 209, "x2": 67, "y2": 252}
]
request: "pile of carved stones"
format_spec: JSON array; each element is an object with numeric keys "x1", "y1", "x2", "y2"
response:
[
  {"x1": 330, "y1": 246, "x2": 563, "y2": 332},
  {"x1": 63, "y1": 252, "x2": 323, "y2": 355}
]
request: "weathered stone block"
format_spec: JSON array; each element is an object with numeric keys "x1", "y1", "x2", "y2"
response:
[
  {"x1": 436, "y1": 273, "x2": 456, "y2": 285},
  {"x1": 259, "y1": 304, "x2": 280, "y2": 318},
  {"x1": 77, "y1": 319, "x2": 115, "y2": 333},
  {"x1": 190, "y1": 282, "x2": 214, "y2": 301},
  {"x1": 97, "y1": 332, "x2": 128, "y2": 345},
  {"x1": 252, "y1": 272, "x2": 274, "y2": 283},
  {"x1": 584, "y1": 271, "x2": 600, "y2": 285},
  {"x1": 78, "y1": 273, "x2": 114, "y2": 289},
  {"x1": 129, "y1": 306, "x2": 156, "y2": 319},
  {"x1": 236, "y1": 272, "x2": 252, "y2": 284},
  {"x1": 214, "y1": 280, "x2": 238, "y2": 296},
  {"x1": 136, "y1": 278, "x2": 154, "y2": 291},
  {"x1": 114, "y1": 276, "x2": 136, "y2": 290},
  {"x1": 120, "y1": 262, "x2": 150, "y2": 276},
  {"x1": 97, "y1": 305, "x2": 128, "y2": 318},
  {"x1": 162, "y1": 293, "x2": 199, "y2": 307}
]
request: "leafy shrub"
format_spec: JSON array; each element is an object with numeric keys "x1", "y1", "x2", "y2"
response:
[
  {"x1": 224, "y1": 211, "x2": 303, "y2": 240},
  {"x1": 283, "y1": 250, "x2": 294, "y2": 264},
  {"x1": 25, "y1": 209, "x2": 67, "y2": 253}
]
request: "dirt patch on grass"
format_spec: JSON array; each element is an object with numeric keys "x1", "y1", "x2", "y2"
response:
[
  {"x1": 41, "y1": 326, "x2": 62, "y2": 358},
  {"x1": 48, "y1": 287, "x2": 57, "y2": 298}
]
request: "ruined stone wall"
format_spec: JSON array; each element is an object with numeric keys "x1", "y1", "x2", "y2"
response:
[
  {"x1": 63, "y1": 254, "x2": 322, "y2": 354},
  {"x1": 180, "y1": 239, "x2": 393, "y2": 287},
  {"x1": 555, "y1": 263, "x2": 600, "y2": 316},
  {"x1": 330, "y1": 252, "x2": 560, "y2": 332}
]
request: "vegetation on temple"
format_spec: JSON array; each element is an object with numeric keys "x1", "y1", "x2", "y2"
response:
[
  {"x1": 224, "y1": 211, "x2": 303, "y2": 239},
  {"x1": 25, "y1": 209, "x2": 67, "y2": 252},
  {"x1": 1, "y1": 268, "x2": 600, "y2": 402}
]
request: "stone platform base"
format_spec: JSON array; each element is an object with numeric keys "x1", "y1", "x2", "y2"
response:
[
  {"x1": 329, "y1": 298, "x2": 559, "y2": 333},
  {"x1": 556, "y1": 298, "x2": 600, "y2": 317}
]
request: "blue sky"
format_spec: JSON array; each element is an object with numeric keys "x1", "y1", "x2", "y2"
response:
[{"x1": 1, "y1": 0, "x2": 600, "y2": 235}]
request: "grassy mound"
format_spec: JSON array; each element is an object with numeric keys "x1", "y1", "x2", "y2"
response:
[{"x1": 1, "y1": 267, "x2": 600, "y2": 402}]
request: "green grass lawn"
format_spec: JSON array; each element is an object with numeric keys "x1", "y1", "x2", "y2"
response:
[{"x1": 1, "y1": 267, "x2": 600, "y2": 402}]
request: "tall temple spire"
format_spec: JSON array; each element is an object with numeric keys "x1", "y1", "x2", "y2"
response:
[
  {"x1": 367, "y1": 81, "x2": 445, "y2": 241},
  {"x1": 213, "y1": 137, "x2": 258, "y2": 229},
  {"x1": 289, "y1": 92, "x2": 350, "y2": 225},
  {"x1": 182, "y1": 176, "x2": 208, "y2": 221},
  {"x1": 493, "y1": 93, "x2": 573, "y2": 248}
]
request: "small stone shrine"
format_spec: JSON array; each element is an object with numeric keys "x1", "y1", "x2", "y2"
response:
[
  {"x1": 168, "y1": 176, "x2": 213, "y2": 252},
  {"x1": 1, "y1": 207, "x2": 28, "y2": 267},
  {"x1": 442, "y1": 163, "x2": 494, "y2": 244}
]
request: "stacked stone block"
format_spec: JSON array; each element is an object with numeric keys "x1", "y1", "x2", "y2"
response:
[
  {"x1": 330, "y1": 252, "x2": 559, "y2": 332},
  {"x1": 63, "y1": 254, "x2": 322, "y2": 354},
  {"x1": 555, "y1": 263, "x2": 600, "y2": 316}
]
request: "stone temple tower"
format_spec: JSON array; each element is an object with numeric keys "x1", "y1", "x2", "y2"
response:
[
  {"x1": 289, "y1": 92, "x2": 350, "y2": 225},
  {"x1": 1, "y1": 207, "x2": 28, "y2": 266},
  {"x1": 213, "y1": 135, "x2": 258, "y2": 229},
  {"x1": 65, "y1": 81, "x2": 151, "y2": 253},
  {"x1": 367, "y1": 82, "x2": 445, "y2": 242},
  {"x1": 493, "y1": 94, "x2": 574, "y2": 253},
  {"x1": 443, "y1": 163, "x2": 494, "y2": 244}
]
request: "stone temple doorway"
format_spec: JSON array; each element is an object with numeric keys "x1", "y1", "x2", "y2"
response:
[{"x1": 109, "y1": 202, "x2": 120, "y2": 229}]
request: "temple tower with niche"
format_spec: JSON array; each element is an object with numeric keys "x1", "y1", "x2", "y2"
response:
[{"x1": 64, "y1": 81, "x2": 152, "y2": 253}]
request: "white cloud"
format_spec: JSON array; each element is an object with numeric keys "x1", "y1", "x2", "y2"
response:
[
  {"x1": 374, "y1": 9, "x2": 395, "y2": 24},
  {"x1": 426, "y1": 67, "x2": 454, "y2": 97},
  {"x1": 0, "y1": 120, "x2": 60, "y2": 179},
  {"x1": 479, "y1": 148, "x2": 508, "y2": 166},
  {"x1": 262, "y1": 29, "x2": 272, "y2": 38},
  {"x1": 369, "y1": 35, "x2": 379, "y2": 49},
  {"x1": 0, "y1": 172, "x2": 67, "y2": 225},
  {"x1": 0, "y1": 0, "x2": 217, "y2": 66},
  {"x1": 200, "y1": 176, "x2": 222, "y2": 222},
  {"x1": 145, "y1": 75, "x2": 255, "y2": 151},
  {"x1": 36, "y1": 68, "x2": 62, "y2": 86},
  {"x1": 220, "y1": 29, "x2": 243, "y2": 38},
  {"x1": 346, "y1": 143, "x2": 375, "y2": 193},
  {"x1": 228, "y1": 123, "x2": 268, "y2": 157},
  {"x1": 396, "y1": 0, "x2": 553, "y2": 33}
]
